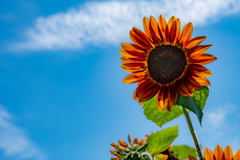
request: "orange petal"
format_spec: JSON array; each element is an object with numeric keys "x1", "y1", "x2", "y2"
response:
[
  {"x1": 224, "y1": 145, "x2": 233, "y2": 160},
  {"x1": 139, "y1": 139, "x2": 146, "y2": 146},
  {"x1": 168, "y1": 84, "x2": 178, "y2": 111},
  {"x1": 109, "y1": 149, "x2": 120, "y2": 157},
  {"x1": 189, "y1": 53, "x2": 217, "y2": 65},
  {"x1": 214, "y1": 145, "x2": 224, "y2": 160},
  {"x1": 128, "y1": 134, "x2": 133, "y2": 146},
  {"x1": 188, "y1": 64, "x2": 213, "y2": 77},
  {"x1": 121, "y1": 43, "x2": 148, "y2": 57},
  {"x1": 139, "y1": 83, "x2": 160, "y2": 102},
  {"x1": 158, "y1": 14, "x2": 167, "y2": 42},
  {"x1": 174, "y1": 18, "x2": 181, "y2": 44},
  {"x1": 188, "y1": 45, "x2": 212, "y2": 58},
  {"x1": 133, "y1": 79, "x2": 147, "y2": 100},
  {"x1": 164, "y1": 85, "x2": 171, "y2": 111},
  {"x1": 111, "y1": 142, "x2": 119, "y2": 150},
  {"x1": 177, "y1": 80, "x2": 191, "y2": 96},
  {"x1": 121, "y1": 56, "x2": 147, "y2": 63},
  {"x1": 119, "y1": 49, "x2": 136, "y2": 58},
  {"x1": 143, "y1": 17, "x2": 152, "y2": 39},
  {"x1": 179, "y1": 22, "x2": 193, "y2": 47},
  {"x1": 167, "y1": 16, "x2": 177, "y2": 31},
  {"x1": 156, "y1": 90, "x2": 165, "y2": 111},
  {"x1": 233, "y1": 149, "x2": 240, "y2": 160},
  {"x1": 118, "y1": 139, "x2": 128, "y2": 148},
  {"x1": 169, "y1": 21, "x2": 178, "y2": 44},
  {"x1": 132, "y1": 27, "x2": 154, "y2": 47},
  {"x1": 165, "y1": 24, "x2": 170, "y2": 43},
  {"x1": 145, "y1": 134, "x2": 149, "y2": 139},
  {"x1": 149, "y1": 16, "x2": 161, "y2": 44},
  {"x1": 133, "y1": 89, "x2": 138, "y2": 100},
  {"x1": 193, "y1": 76, "x2": 211, "y2": 86},
  {"x1": 204, "y1": 147, "x2": 214, "y2": 160},
  {"x1": 156, "y1": 154, "x2": 169, "y2": 160},
  {"x1": 130, "y1": 30, "x2": 149, "y2": 49},
  {"x1": 186, "y1": 73, "x2": 203, "y2": 90},
  {"x1": 185, "y1": 36, "x2": 206, "y2": 50},
  {"x1": 121, "y1": 63, "x2": 146, "y2": 72},
  {"x1": 135, "y1": 77, "x2": 153, "y2": 98},
  {"x1": 133, "y1": 137, "x2": 139, "y2": 144},
  {"x1": 156, "y1": 85, "x2": 170, "y2": 111},
  {"x1": 181, "y1": 76, "x2": 194, "y2": 96},
  {"x1": 188, "y1": 155, "x2": 197, "y2": 160}
]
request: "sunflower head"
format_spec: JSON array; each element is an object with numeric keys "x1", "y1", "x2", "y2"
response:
[{"x1": 120, "y1": 15, "x2": 216, "y2": 111}]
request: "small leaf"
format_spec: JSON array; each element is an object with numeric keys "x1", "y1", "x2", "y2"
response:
[
  {"x1": 147, "y1": 126, "x2": 179, "y2": 155},
  {"x1": 143, "y1": 95, "x2": 183, "y2": 127},
  {"x1": 193, "y1": 86, "x2": 209, "y2": 110},
  {"x1": 177, "y1": 86, "x2": 209, "y2": 125},
  {"x1": 177, "y1": 95, "x2": 203, "y2": 124},
  {"x1": 170, "y1": 145, "x2": 198, "y2": 160}
]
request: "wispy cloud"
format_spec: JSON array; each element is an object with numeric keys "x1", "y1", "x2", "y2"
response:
[
  {"x1": 11, "y1": 0, "x2": 240, "y2": 51},
  {"x1": 202, "y1": 103, "x2": 235, "y2": 138},
  {"x1": 200, "y1": 103, "x2": 240, "y2": 153},
  {"x1": 0, "y1": 104, "x2": 46, "y2": 160}
]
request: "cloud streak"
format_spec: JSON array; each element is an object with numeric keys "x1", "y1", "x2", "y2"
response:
[
  {"x1": 12, "y1": 0, "x2": 240, "y2": 51},
  {"x1": 0, "y1": 104, "x2": 46, "y2": 160},
  {"x1": 200, "y1": 103, "x2": 240, "y2": 153}
]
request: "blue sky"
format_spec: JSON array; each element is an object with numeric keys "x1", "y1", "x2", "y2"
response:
[{"x1": 1, "y1": 0, "x2": 240, "y2": 159}]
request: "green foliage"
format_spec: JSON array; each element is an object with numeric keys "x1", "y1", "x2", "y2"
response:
[
  {"x1": 170, "y1": 145, "x2": 198, "y2": 160},
  {"x1": 143, "y1": 95, "x2": 183, "y2": 127},
  {"x1": 177, "y1": 86, "x2": 209, "y2": 125},
  {"x1": 147, "y1": 126, "x2": 179, "y2": 155},
  {"x1": 193, "y1": 86, "x2": 209, "y2": 110}
]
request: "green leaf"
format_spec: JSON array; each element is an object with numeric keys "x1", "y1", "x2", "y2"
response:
[
  {"x1": 193, "y1": 86, "x2": 209, "y2": 110},
  {"x1": 177, "y1": 86, "x2": 209, "y2": 125},
  {"x1": 170, "y1": 145, "x2": 198, "y2": 160},
  {"x1": 143, "y1": 95, "x2": 183, "y2": 127},
  {"x1": 177, "y1": 95, "x2": 203, "y2": 125},
  {"x1": 147, "y1": 126, "x2": 179, "y2": 155}
]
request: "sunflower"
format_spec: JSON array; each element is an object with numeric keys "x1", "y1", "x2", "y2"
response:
[
  {"x1": 204, "y1": 145, "x2": 240, "y2": 160},
  {"x1": 120, "y1": 15, "x2": 217, "y2": 111}
]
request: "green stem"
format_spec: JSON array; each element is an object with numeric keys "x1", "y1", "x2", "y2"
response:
[{"x1": 182, "y1": 107, "x2": 203, "y2": 160}]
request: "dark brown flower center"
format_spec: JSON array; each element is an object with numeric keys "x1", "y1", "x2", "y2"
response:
[{"x1": 147, "y1": 45, "x2": 187, "y2": 84}]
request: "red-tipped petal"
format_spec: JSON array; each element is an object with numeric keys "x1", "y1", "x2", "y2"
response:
[
  {"x1": 185, "y1": 36, "x2": 206, "y2": 50},
  {"x1": 179, "y1": 22, "x2": 193, "y2": 47}
]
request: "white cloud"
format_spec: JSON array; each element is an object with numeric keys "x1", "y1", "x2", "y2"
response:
[
  {"x1": 0, "y1": 104, "x2": 46, "y2": 160},
  {"x1": 11, "y1": 0, "x2": 240, "y2": 51},
  {"x1": 203, "y1": 103, "x2": 235, "y2": 134},
  {"x1": 199, "y1": 104, "x2": 240, "y2": 153}
]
